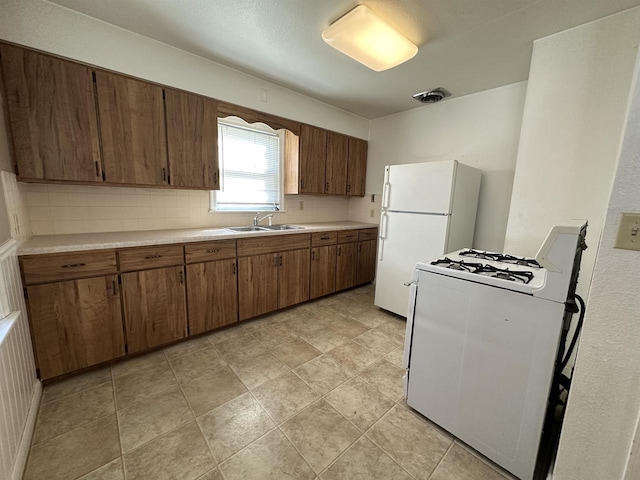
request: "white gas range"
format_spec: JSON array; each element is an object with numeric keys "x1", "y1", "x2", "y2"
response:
[{"x1": 402, "y1": 222, "x2": 587, "y2": 480}]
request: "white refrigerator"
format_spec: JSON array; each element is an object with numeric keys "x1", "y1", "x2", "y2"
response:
[{"x1": 374, "y1": 160, "x2": 481, "y2": 316}]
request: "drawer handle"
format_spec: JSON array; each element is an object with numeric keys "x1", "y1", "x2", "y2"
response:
[
  {"x1": 62, "y1": 263, "x2": 86, "y2": 268},
  {"x1": 144, "y1": 254, "x2": 162, "y2": 259},
  {"x1": 320, "y1": 236, "x2": 330, "y2": 240},
  {"x1": 206, "y1": 249, "x2": 220, "y2": 253}
]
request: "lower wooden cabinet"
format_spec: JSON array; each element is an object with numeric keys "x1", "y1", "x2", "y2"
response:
[
  {"x1": 121, "y1": 266, "x2": 187, "y2": 353},
  {"x1": 336, "y1": 242, "x2": 358, "y2": 291},
  {"x1": 238, "y1": 248, "x2": 310, "y2": 321},
  {"x1": 238, "y1": 253, "x2": 278, "y2": 321},
  {"x1": 187, "y1": 259, "x2": 238, "y2": 335},
  {"x1": 21, "y1": 228, "x2": 376, "y2": 379},
  {"x1": 357, "y1": 240, "x2": 377, "y2": 285},
  {"x1": 28, "y1": 275, "x2": 125, "y2": 379},
  {"x1": 310, "y1": 245, "x2": 337, "y2": 299},
  {"x1": 278, "y1": 248, "x2": 310, "y2": 309}
]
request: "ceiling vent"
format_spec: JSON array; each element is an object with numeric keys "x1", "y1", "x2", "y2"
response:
[{"x1": 413, "y1": 88, "x2": 451, "y2": 104}]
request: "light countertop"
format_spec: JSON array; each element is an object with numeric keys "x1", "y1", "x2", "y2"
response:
[{"x1": 18, "y1": 221, "x2": 379, "y2": 255}]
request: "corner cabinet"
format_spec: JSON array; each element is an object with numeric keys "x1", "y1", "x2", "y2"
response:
[
  {"x1": 0, "y1": 44, "x2": 103, "y2": 182},
  {"x1": 347, "y1": 138, "x2": 367, "y2": 196}
]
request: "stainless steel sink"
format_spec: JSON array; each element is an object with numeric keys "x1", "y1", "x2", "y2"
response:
[
  {"x1": 261, "y1": 225, "x2": 305, "y2": 230},
  {"x1": 225, "y1": 226, "x2": 269, "y2": 232}
]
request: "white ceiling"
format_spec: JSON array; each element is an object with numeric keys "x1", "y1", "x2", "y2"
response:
[{"x1": 49, "y1": 0, "x2": 640, "y2": 119}]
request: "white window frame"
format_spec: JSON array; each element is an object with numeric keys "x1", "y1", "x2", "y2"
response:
[{"x1": 210, "y1": 117, "x2": 286, "y2": 213}]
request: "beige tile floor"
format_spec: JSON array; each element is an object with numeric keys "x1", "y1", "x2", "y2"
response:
[{"x1": 24, "y1": 284, "x2": 513, "y2": 480}]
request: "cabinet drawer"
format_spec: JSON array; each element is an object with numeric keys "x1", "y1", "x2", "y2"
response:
[
  {"x1": 21, "y1": 250, "x2": 117, "y2": 285},
  {"x1": 358, "y1": 228, "x2": 378, "y2": 241},
  {"x1": 337, "y1": 230, "x2": 359, "y2": 243},
  {"x1": 311, "y1": 231, "x2": 337, "y2": 247},
  {"x1": 237, "y1": 233, "x2": 311, "y2": 256},
  {"x1": 185, "y1": 240, "x2": 237, "y2": 264},
  {"x1": 118, "y1": 245, "x2": 184, "y2": 271}
]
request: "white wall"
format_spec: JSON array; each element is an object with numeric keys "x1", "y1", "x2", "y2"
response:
[
  {"x1": 358, "y1": 82, "x2": 527, "y2": 252},
  {"x1": 504, "y1": 7, "x2": 640, "y2": 298},
  {"x1": 0, "y1": 0, "x2": 369, "y2": 138},
  {"x1": 553, "y1": 48, "x2": 640, "y2": 480}
]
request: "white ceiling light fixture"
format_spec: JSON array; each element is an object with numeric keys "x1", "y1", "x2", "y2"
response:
[{"x1": 321, "y1": 5, "x2": 418, "y2": 72}]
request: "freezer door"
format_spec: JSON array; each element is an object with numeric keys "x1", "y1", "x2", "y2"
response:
[
  {"x1": 383, "y1": 161, "x2": 456, "y2": 214},
  {"x1": 374, "y1": 211, "x2": 449, "y2": 316}
]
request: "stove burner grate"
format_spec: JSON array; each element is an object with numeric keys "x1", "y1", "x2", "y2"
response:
[
  {"x1": 430, "y1": 258, "x2": 484, "y2": 272},
  {"x1": 431, "y1": 258, "x2": 535, "y2": 284},
  {"x1": 474, "y1": 264, "x2": 534, "y2": 284},
  {"x1": 459, "y1": 249, "x2": 541, "y2": 268}
]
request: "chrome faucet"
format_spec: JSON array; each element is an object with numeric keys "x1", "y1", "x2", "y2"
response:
[{"x1": 253, "y1": 212, "x2": 273, "y2": 226}]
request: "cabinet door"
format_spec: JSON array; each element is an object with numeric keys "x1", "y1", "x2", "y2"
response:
[
  {"x1": 238, "y1": 253, "x2": 278, "y2": 321},
  {"x1": 310, "y1": 245, "x2": 337, "y2": 299},
  {"x1": 356, "y1": 239, "x2": 377, "y2": 285},
  {"x1": 299, "y1": 124, "x2": 326, "y2": 194},
  {"x1": 95, "y1": 71, "x2": 168, "y2": 185},
  {"x1": 0, "y1": 45, "x2": 102, "y2": 182},
  {"x1": 122, "y1": 266, "x2": 187, "y2": 353},
  {"x1": 336, "y1": 242, "x2": 358, "y2": 291},
  {"x1": 28, "y1": 275, "x2": 124, "y2": 379},
  {"x1": 187, "y1": 259, "x2": 238, "y2": 335},
  {"x1": 325, "y1": 132, "x2": 348, "y2": 195},
  {"x1": 347, "y1": 137, "x2": 367, "y2": 196},
  {"x1": 165, "y1": 89, "x2": 219, "y2": 189},
  {"x1": 278, "y1": 248, "x2": 310, "y2": 309}
]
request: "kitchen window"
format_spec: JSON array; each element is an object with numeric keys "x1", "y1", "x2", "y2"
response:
[{"x1": 212, "y1": 118, "x2": 284, "y2": 212}]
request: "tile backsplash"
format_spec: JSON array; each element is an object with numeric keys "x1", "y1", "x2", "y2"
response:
[
  {"x1": 1, "y1": 172, "x2": 31, "y2": 242},
  {"x1": 20, "y1": 182, "x2": 354, "y2": 235}
]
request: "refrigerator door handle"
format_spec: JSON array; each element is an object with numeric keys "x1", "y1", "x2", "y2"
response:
[
  {"x1": 380, "y1": 211, "x2": 389, "y2": 239},
  {"x1": 378, "y1": 211, "x2": 389, "y2": 261},
  {"x1": 382, "y1": 181, "x2": 391, "y2": 209}
]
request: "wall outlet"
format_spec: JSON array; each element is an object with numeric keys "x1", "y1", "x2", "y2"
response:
[
  {"x1": 614, "y1": 213, "x2": 640, "y2": 251},
  {"x1": 299, "y1": 201, "x2": 304, "y2": 211},
  {"x1": 260, "y1": 88, "x2": 268, "y2": 103},
  {"x1": 370, "y1": 209, "x2": 375, "y2": 218}
]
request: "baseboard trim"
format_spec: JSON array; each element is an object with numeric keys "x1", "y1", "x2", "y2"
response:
[{"x1": 11, "y1": 379, "x2": 41, "y2": 480}]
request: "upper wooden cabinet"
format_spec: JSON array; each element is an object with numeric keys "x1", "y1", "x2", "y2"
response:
[
  {"x1": 347, "y1": 137, "x2": 367, "y2": 196},
  {"x1": 0, "y1": 44, "x2": 103, "y2": 182},
  {"x1": 95, "y1": 71, "x2": 168, "y2": 186},
  {"x1": 325, "y1": 132, "x2": 348, "y2": 195},
  {"x1": 298, "y1": 124, "x2": 327, "y2": 194},
  {"x1": 284, "y1": 124, "x2": 367, "y2": 197},
  {"x1": 165, "y1": 89, "x2": 219, "y2": 190}
]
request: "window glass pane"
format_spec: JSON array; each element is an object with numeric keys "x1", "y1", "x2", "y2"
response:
[{"x1": 214, "y1": 120, "x2": 282, "y2": 211}]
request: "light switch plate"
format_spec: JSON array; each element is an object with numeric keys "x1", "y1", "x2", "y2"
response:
[{"x1": 614, "y1": 213, "x2": 640, "y2": 251}]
